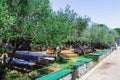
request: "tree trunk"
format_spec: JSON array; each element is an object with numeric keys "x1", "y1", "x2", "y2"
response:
[
  {"x1": 6, "y1": 49, "x2": 16, "y2": 68},
  {"x1": 3, "y1": 54, "x2": 7, "y2": 65},
  {"x1": 54, "y1": 47, "x2": 62, "y2": 62},
  {"x1": 91, "y1": 42, "x2": 95, "y2": 52},
  {"x1": 78, "y1": 43, "x2": 85, "y2": 55}
]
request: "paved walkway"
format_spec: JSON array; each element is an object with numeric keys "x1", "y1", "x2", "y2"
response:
[{"x1": 79, "y1": 47, "x2": 120, "y2": 80}]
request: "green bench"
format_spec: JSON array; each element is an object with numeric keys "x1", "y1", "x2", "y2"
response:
[
  {"x1": 92, "y1": 49, "x2": 110, "y2": 61},
  {"x1": 78, "y1": 58, "x2": 93, "y2": 71},
  {"x1": 70, "y1": 60, "x2": 87, "y2": 79},
  {"x1": 70, "y1": 61, "x2": 85, "y2": 67},
  {"x1": 77, "y1": 58, "x2": 92, "y2": 63},
  {"x1": 92, "y1": 52, "x2": 104, "y2": 61},
  {"x1": 36, "y1": 68, "x2": 73, "y2": 80},
  {"x1": 92, "y1": 52, "x2": 105, "y2": 56}
]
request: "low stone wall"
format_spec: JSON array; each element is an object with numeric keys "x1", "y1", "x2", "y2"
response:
[
  {"x1": 71, "y1": 58, "x2": 94, "y2": 80},
  {"x1": 86, "y1": 61, "x2": 94, "y2": 71},
  {"x1": 77, "y1": 64, "x2": 87, "y2": 77},
  {"x1": 98, "y1": 55, "x2": 104, "y2": 62},
  {"x1": 92, "y1": 49, "x2": 111, "y2": 62},
  {"x1": 71, "y1": 63, "x2": 86, "y2": 79},
  {"x1": 59, "y1": 73, "x2": 72, "y2": 80}
]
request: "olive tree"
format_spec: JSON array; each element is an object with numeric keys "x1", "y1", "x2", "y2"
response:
[
  {"x1": 81, "y1": 23, "x2": 116, "y2": 49},
  {"x1": 0, "y1": 0, "x2": 53, "y2": 68},
  {"x1": 45, "y1": 5, "x2": 77, "y2": 61}
]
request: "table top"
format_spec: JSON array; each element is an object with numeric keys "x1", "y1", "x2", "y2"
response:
[{"x1": 8, "y1": 51, "x2": 52, "y2": 61}]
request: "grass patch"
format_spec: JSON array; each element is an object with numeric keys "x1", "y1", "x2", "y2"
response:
[
  {"x1": 84, "y1": 54, "x2": 93, "y2": 59},
  {"x1": 1, "y1": 49, "x2": 102, "y2": 79},
  {"x1": 93, "y1": 61, "x2": 99, "y2": 66},
  {"x1": 47, "y1": 55, "x2": 85, "y2": 71}
]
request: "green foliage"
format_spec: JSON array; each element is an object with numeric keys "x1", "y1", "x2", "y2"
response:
[
  {"x1": 0, "y1": 0, "x2": 90, "y2": 49},
  {"x1": 3, "y1": 69, "x2": 41, "y2": 80},
  {"x1": 0, "y1": 1, "x2": 117, "y2": 79},
  {"x1": 114, "y1": 28, "x2": 120, "y2": 36},
  {"x1": 5, "y1": 70, "x2": 29, "y2": 80},
  {"x1": 34, "y1": 5, "x2": 78, "y2": 47},
  {"x1": 28, "y1": 70, "x2": 40, "y2": 79},
  {"x1": 81, "y1": 23, "x2": 116, "y2": 46},
  {"x1": 0, "y1": 0, "x2": 54, "y2": 51},
  {"x1": 0, "y1": 0, "x2": 16, "y2": 39},
  {"x1": 75, "y1": 16, "x2": 90, "y2": 41}
]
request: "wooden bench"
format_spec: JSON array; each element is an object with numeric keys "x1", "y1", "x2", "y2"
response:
[
  {"x1": 71, "y1": 58, "x2": 93, "y2": 79},
  {"x1": 36, "y1": 68, "x2": 73, "y2": 80},
  {"x1": 92, "y1": 49, "x2": 110, "y2": 61},
  {"x1": 0, "y1": 58, "x2": 35, "y2": 69},
  {"x1": 11, "y1": 59, "x2": 36, "y2": 70},
  {"x1": 8, "y1": 51, "x2": 52, "y2": 63},
  {"x1": 0, "y1": 57, "x2": 4, "y2": 60},
  {"x1": 11, "y1": 59, "x2": 35, "y2": 66},
  {"x1": 77, "y1": 58, "x2": 93, "y2": 71}
]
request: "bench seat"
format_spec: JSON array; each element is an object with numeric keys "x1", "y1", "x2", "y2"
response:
[
  {"x1": 11, "y1": 59, "x2": 35, "y2": 66},
  {"x1": 0, "y1": 57, "x2": 35, "y2": 66},
  {"x1": 36, "y1": 68, "x2": 73, "y2": 80},
  {"x1": 0, "y1": 58, "x2": 4, "y2": 60},
  {"x1": 77, "y1": 58, "x2": 92, "y2": 63}
]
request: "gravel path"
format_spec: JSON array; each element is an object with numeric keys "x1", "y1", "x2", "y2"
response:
[{"x1": 79, "y1": 47, "x2": 120, "y2": 80}]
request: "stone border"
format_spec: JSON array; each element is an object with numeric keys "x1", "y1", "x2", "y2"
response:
[
  {"x1": 92, "y1": 50, "x2": 111, "y2": 62},
  {"x1": 79, "y1": 50, "x2": 114, "y2": 80},
  {"x1": 71, "y1": 59, "x2": 94, "y2": 80},
  {"x1": 60, "y1": 73, "x2": 72, "y2": 80}
]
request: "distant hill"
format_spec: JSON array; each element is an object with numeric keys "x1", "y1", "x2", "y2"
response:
[{"x1": 114, "y1": 28, "x2": 120, "y2": 36}]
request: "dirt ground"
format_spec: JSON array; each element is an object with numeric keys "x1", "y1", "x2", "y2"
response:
[{"x1": 79, "y1": 47, "x2": 120, "y2": 80}]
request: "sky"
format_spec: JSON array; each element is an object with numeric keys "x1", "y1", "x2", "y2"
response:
[{"x1": 50, "y1": 0, "x2": 120, "y2": 29}]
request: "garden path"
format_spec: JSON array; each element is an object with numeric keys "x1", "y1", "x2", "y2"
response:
[{"x1": 79, "y1": 47, "x2": 120, "y2": 80}]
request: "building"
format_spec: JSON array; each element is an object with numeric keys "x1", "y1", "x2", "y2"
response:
[{"x1": 116, "y1": 37, "x2": 120, "y2": 46}]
